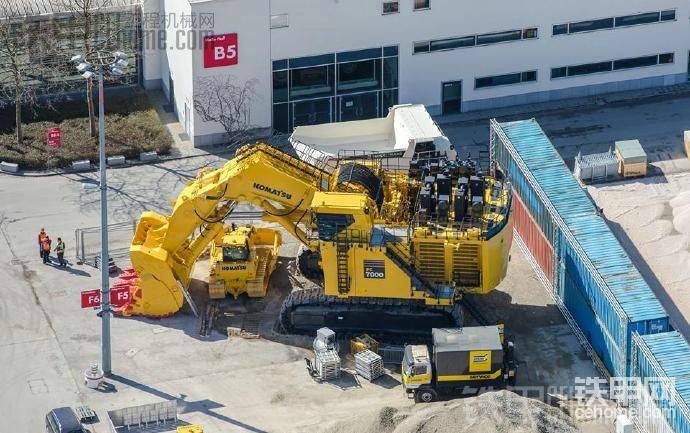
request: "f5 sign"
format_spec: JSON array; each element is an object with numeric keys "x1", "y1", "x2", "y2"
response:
[{"x1": 204, "y1": 33, "x2": 239, "y2": 68}]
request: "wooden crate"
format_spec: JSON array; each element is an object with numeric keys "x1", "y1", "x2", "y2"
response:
[{"x1": 614, "y1": 149, "x2": 647, "y2": 178}]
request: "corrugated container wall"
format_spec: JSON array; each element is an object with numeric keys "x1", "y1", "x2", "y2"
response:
[
  {"x1": 489, "y1": 118, "x2": 669, "y2": 378},
  {"x1": 631, "y1": 331, "x2": 690, "y2": 433}
]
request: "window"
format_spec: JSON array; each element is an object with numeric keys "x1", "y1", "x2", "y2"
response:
[
  {"x1": 272, "y1": 47, "x2": 399, "y2": 132},
  {"x1": 553, "y1": 24, "x2": 568, "y2": 35},
  {"x1": 556, "y1": 10, "x2": 675, "y2": 36},
  {"x1": 290, "y1": 65, "x2": 334, "y2": 99},
  {"x1": 521, "y1": 71, "x2": 537, "y2": 82},
  {"x1": 614, "y1": 55, "x2": 658, "y2": 70},
  {"x1": 412, "y1": 365, "x2": 427, "y2": 376},
  {"x1": 273, "y1": 103, "x2": 289, "y2": 133},
  {"x1": 273, "y1": 70, "x2": 288, "y2": 103},
  {"x1": 270, "y1": 14, "x2": 288, "y2": 29},
  {"x1": 430, "y1": 36, "x2": 475, "y2": 51},
  {"x1": 615, "y1": 12, "x2": 660, "y2": 27},
  {"x1": 383, "y1": 1, "x2": 399, "y2": 14},
  {"x1": 414, "y1": 0, "x2": 430, "y2": 10},
  {"x1": 658, "y1": 53, "x2": 674, "y2": 64},
  {"x1": 550, "y1": 67, "x2": 566, "y2": 79},
  {"x1": 551, "y1": 52, "x2": 674, "y2": 79},
  {"x1": 568, "y1": 61, "x2": 612, "y2": 76},
  {"x1": 383, "y1": 57, "x2": 398, "y2": 88},
  {"x1": 522, "y1": 28, "x2": 538, "y2": 39},
  {"x1": 413, "y1": 41, "x2": 430, "y2": 54},
  {"x1": 569, "y1": 18, "x2": 613, "y2": 33},
  {"x1": 223, "y1": 245, "x2": 249, "y2": 262},
  {"x1": 660, "y1": 10, "x2": 676, "y2": 21},
  {"x1": 415, "y1": 27, "x2": 536, "y2": 54},
  {"x1": 475, "y1": 70, "x2": 537, "y2": 89},
  {"x1": 272, "y1": 59, "x2": 288, "y2": 71},
  {"x1": 383, "y1": 45, "x2": 399, "y2": 57},
  {"x1": 337, "y1": 59, "x2": 381, "y2": 94},
  {"x1": 476, "y1": 30, "x2": 522, "y2": 45}
]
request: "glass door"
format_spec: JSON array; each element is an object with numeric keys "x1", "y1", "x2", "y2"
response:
[
  {"x1": 338, "y1": 92, "x2": 380, "y2": 122},
  {"x1": 292, "y1": 98, "x2": 332, "y2": 128},
  {"x1": 442, "y1": 81, "x2": 462, "y2": 115}
]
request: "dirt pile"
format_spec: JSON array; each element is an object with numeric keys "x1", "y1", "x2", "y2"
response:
[{"x1": 322, "y1": 390, "x2": 579, "y2": 433}]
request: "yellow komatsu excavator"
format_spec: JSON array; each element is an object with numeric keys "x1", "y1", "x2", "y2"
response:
[
  {"x1": 208, "y1": 224, "x2": 282, "y2": 299},
  {"x1": 119, "y1": 143, "x2": 512, "y2": 335}
]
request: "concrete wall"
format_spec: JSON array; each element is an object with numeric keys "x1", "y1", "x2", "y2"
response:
[
  {"x1": 189, "y1": 0, "x2": 271, "y2": 146},
  {"x1": 270, "y1": 0, "x2": 689, "y2": 109},
  {"x1": 150, "y1": 0, "x2": 690, "y2": 146}
]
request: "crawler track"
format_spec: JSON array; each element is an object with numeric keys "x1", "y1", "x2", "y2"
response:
[{"x1": 279, "y1": 288, "x2": 462, "y2": 338}]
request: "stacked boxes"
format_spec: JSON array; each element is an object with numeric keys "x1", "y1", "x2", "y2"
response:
[
  {"x1": 354, "y1": 350, "x2": 384, "y2": 381},
  {"x1": 315, "y1": 349, "x2": 341, "y2": 381}
]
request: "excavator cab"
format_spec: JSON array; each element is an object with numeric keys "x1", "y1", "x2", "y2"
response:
[{"x1": 221, "y1": 240, "x2": 251, "y2": 263}]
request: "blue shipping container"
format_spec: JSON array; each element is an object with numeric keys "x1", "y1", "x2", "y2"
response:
[
  {"x1": 490, "y1": 118, "x2": 669, "y2": 377},
  {"x1": 632, "y1": 331, "x2": 690, "y2": 433}
]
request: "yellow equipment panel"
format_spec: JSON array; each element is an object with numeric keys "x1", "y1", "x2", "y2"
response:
[{"x1": 469, "y1": 350, "x2": 492, "y2": 372}]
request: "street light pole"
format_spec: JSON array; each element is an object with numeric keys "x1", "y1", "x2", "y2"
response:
[
  {"x1": 72, "y1": 50, "x2": 128, "y2": 378},
  {"x1": 97, "y1": 67, "x2": 111, "y2": 376}
]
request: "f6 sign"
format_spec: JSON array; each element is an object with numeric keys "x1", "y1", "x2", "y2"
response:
[{"x1": 204, "y1": 33, "x2": 238, "y2": 68}]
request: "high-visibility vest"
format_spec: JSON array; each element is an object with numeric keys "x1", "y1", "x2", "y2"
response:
[
  {"x1": 42, "y1": 240, "x2": 51, "y2": 252},
  {"x1": 56, "y1": 242, "x2": 65, "y2": 253}
]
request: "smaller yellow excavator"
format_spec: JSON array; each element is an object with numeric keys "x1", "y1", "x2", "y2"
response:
[{"x1": 208, "y1": 224, "x2": 282, "y2": 299}]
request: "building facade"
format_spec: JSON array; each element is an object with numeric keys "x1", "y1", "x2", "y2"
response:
[{"x1": 142, "y1": 0, "x2": 690, "y2": 146}]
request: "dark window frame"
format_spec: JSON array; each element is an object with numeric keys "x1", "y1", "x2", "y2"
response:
[
  {"x1": 474, "y1": 70, "x2": 538, "y2": 89},
  {"x1": 382, "y1": 1, "x2": 399, "y2": 14},
  {"x1": 414, "y1": 0, "x2": 430, "y2": 11},
  {"x1": 551, "y1": 52, "x2": 675, "y2": 79},
  {"x1": 413, "y1": 27, "x2": 537, "y2": 55},
  {"x1": 554, "y1": 9, "x2": 676, "y2": 36},
  {"x1": 568, "y1": 17, "x2": 614, "y2": 33}
]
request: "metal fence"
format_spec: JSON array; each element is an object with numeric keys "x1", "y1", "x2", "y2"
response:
[
  {"x1": 107, "y1": 400, "x2": 177, "y2": 433},
  {"x1": 75, "y1": 221, "x2": 136, "y2": 267},
  {"x1": 379, "y1": 345, "x2": 405, "y2": 365}
]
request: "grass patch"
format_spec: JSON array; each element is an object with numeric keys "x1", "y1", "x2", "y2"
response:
[{"x1": 0, "y1": 91, "x2": 173, "y2": 170}]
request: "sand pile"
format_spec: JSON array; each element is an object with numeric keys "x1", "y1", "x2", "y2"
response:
[
  {"x1": 322, "y1": 390, "x2": 579, "y2": 433},
  {"x1": 671, "y1": 191, "x2": 690, "y2": 235}
]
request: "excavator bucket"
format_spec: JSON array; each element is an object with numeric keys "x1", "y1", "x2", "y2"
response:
[{"x1": 116, "y1": 213, "x2": 185, "y2": 317}]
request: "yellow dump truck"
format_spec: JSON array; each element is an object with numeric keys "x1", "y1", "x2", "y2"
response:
[{"x1": 208, "y1": 224, "x2": 282, "y2": 299}]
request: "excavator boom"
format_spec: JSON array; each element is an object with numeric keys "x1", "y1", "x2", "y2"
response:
[{"x1": 121, "y1": 144, "x2": 327, "y2": 317}]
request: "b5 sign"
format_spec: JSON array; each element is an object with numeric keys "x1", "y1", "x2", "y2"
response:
[{"x1": 204, "y1": 33, "x2": 238, "y2": 68}]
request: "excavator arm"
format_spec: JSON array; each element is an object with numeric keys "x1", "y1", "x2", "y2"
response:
[{"x1": 121, "y1": 144, "x2": 328, "y2": 317}]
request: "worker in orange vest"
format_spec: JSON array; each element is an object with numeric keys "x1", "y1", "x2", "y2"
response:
[
  {"x1": 41, "y1": 235, "x2": 52, "y2": 264},
  {"x1": 38, "y1": 228, "x2": 47, "y2": 259}
]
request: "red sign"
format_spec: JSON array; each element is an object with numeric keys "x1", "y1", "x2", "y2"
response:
[
  {"x1": 203, "y1": 33, "x2": 238, "y2": 68},
  {"x1": 47, "y1": 127, "x2": 61, "y2": 148},
  {"x1": 81, "y1": 289, "x2": 101, "y2": 308},
  {"x1": 80, "y1": 287, "x2": 132, "y2": 309}
]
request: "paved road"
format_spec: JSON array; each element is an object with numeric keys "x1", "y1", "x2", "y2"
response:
[{"x1": 0, "y1": 156, "x2": 223, "y2": 431}]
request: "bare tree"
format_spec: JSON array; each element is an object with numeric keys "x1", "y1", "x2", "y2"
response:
[
  {"x1": 194, "y1": 76, "x2": 258, "y2": 149},
  {"x1": 51, "y1": 0, "x2": 136, "y2": 138},
  {"x1": 0, "y1": 15, "x2": 38, "y2": 144}
]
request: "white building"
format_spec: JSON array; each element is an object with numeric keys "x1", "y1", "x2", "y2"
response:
[{"x1": 142, "y1": 0, "x2": 690, "y2": 146}]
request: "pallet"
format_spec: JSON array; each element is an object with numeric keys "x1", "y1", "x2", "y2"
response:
[{"x1": 75, "y1": 405, "x2": 98, "y2": 424}]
